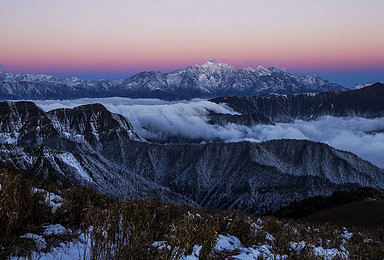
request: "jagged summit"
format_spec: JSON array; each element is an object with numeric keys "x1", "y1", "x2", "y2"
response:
[
  {"x1": 48, "y1": 103, "x2": 143, "y2": 143},
  {"x1": 0, "y1": 63, "x2": 346, "y2": 100},
  {"x1": 198, "y1": 61, "x2": 236, "y2": 70},
  {"x1": 0, "y1": 101, "x2": 143, "y2": 148},
  {"x1": 0, "y1": 71, "x2": 83, "y2": 85}
]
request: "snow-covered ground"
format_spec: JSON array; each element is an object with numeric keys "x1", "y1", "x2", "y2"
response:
[
  {"x1": 13, "y1": 225, "x2": 91, "y2": 260},
  {"x1": 8, "y1": 193, "x2": 378, "y2": 260},
  {"x1": 17, "y1": 228, "x2": 353, "y2": 260}
]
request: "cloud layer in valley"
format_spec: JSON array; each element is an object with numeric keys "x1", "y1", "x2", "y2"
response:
[{"x1": 35, "y1": 98, "x2": 384, "y2": 168}]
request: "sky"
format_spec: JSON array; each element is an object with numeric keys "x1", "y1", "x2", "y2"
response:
[{"x1": 0, "y1": 0, "x2": 383, "y2": 86}]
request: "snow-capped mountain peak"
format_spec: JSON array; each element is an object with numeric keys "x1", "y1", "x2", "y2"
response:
[
  {"x1": 254, "y1": 65, "x2": 271, "y2": 76},
  {"x1": 201, "y1": 60, "x2": 216, "y2": 67},
  {"x1": 0, "y1": 63, "x2": 346, "y2": 100},
  {"x1": 200, "y1": 61, "x2": 235, "y2": 70}
]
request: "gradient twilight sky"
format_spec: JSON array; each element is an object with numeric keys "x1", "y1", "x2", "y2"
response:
[{"x1": 0, "y1": 0, "x2": 383, "y2": 86}]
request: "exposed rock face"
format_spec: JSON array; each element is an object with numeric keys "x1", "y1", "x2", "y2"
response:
[
  {"x1": 207, "y1": 111, "x2": 273, "y2": 126},
  {"x1": 211, "y1": 83, "x2": 384, "y2": 122},
  {"x1": 1, "y1": 101, "x2": 383, "y2": 214},
  {"x1": 0, "y1": 101, "x2": 61, "y2": 147},
  {"x1": 0, "y1": 62, "x2": 345, "y2": 100}
]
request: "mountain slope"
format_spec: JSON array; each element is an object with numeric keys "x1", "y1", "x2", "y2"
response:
[
  {"x1": 274, "y1": 187, "x2": 384, "y2": 227},
  {"x1": 1, "y1": 101, "x2": 383, "y2": 214},
  {"x1": 211, "y1": 82, "x2": 384, "y2": 122},
  {"x1": 0, "y1": 62, "x2": 345, "y2": 100}
]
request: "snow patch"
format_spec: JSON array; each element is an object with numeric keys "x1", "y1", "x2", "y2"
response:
[
  {"x1": 215, "y1": 235, "x2": 242, "y2": 251},
  {"x1": 215, "y1": 235, "x2": 287, "y2": 259},
  {"x1": 32, "y1": 188, "x2": 63, "y2": 213},
  {"x1": 57, "y1": 153, "x2": 93, "y2": 183},
  {"x1": 43, "y1": 224, "x2": 71, "y2": 236},
  {"x1": 13, "y1": 232, "x2": 92, "y2": 260}
]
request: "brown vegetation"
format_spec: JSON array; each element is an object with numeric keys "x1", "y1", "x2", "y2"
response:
[{"x1": 0, "y1": 168, "x2": 383, "y2": 259}]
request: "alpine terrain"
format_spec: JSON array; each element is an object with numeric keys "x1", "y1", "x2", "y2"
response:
[
  {"x1": 0, "y1": 62, "x2": 346, "y2": 100},
  {"x1": 1, "y1": 101, "x2": 383, "y2": 215},
  {"x1": 211, "y1": 82, "x2": 384, "y2": 122}
]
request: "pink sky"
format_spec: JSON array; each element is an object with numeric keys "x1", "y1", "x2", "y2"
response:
[{"x1": 0, "y1": 0, "x2": 383, "y2": 85}]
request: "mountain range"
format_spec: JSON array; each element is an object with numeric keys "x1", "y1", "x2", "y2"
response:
[
  {"x1": 1, "y1": 100, "x2": 383, "y2": 214},
  {"x1": 0, "y1": 62, "x2": 346, "y2": 100},
  {"x1": 211, "y1": 82, "x2": 384, "y2": 122}
]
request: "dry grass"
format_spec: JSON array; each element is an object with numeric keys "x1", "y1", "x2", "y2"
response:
[
  {"x1": 0, "y1": 168, "x2": 383, "y2": 259},
  {"x1": 0, "y1": 169, "x2": 53, "y2": 258}
]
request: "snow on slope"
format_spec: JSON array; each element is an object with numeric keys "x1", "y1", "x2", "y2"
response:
[
  {"x1": 0, "y1": 62, "x2": 345, "y2": 100},
  {"x1": 56, "y1": 153, "x2": 94, "y2": 183}
]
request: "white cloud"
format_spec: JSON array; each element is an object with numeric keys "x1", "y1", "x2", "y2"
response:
[{"x1": 34, "y1": 98, "x2": 384, "y2": 168}]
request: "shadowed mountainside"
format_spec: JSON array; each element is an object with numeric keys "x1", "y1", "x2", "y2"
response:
[
  {"x1": 211, "y1": 83, "x2": 384, "y2": 122},
  {"x1": 0, "y1": 101, "x2": 383, "y2": 214}
]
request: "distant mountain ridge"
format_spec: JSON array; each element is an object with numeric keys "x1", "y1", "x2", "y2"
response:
[
  {"x1": 0, "y1": 62, "x2": 345, "y2": 100},
  {"x1": 1, "y1": 101, "x2": 383, "y2": 214},
  {"x1": 211, "y1": 82, "x2": 384, "y2": 122}
]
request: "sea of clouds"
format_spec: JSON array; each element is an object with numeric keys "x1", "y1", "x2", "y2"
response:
[{"x1": 35, "y1": 98, "x2": 384, "y2": 168}]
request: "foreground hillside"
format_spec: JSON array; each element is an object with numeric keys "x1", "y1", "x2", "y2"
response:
[{"x1": 1, "y1": 169, "x2": 383, "y2": 259}]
